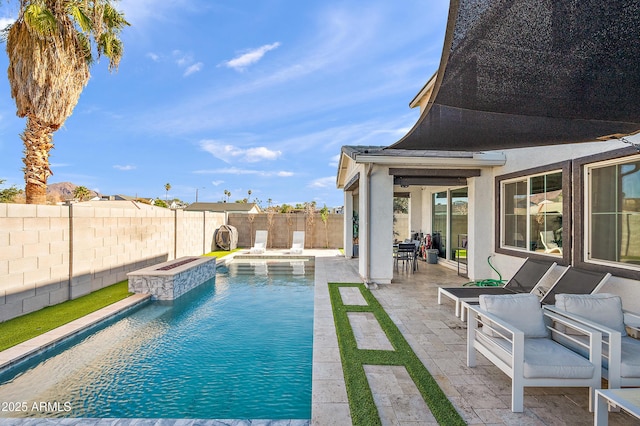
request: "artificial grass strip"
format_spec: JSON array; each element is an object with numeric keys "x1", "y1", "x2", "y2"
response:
[
  {"x1": 329, "y1": 283, "x2": 466, "y2": 426},
  {"x1": 0, "y1": 281, "x2": 132, "y2": 352},
  {"x1": 203, "y1": 248, "x2": 243, "y2": 258}
]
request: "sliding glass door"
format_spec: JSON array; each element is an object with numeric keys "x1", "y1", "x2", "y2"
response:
[{"x1": 432, "y1": 188, "x2": 468, "y2": 260}]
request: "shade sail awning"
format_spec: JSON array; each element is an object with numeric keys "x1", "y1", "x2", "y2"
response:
[{"x1": 390, "y1": 0, "x2": 640, "y2": 151}]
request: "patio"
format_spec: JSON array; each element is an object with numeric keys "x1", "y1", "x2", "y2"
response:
[{"x1": 312, "y1": 255, "x2": 640, "y2": 425}]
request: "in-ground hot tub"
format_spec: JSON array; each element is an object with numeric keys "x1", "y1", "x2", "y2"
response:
[{"x1": 127, "y1": 256, "x2": 217, "y2": 300}]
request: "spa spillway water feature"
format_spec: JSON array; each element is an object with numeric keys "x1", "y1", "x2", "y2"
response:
[{"x1": 127, "y1": 256, "x2": 217, "y2": 300}]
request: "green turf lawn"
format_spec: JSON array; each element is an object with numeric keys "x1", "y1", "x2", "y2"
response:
[
  {"x1": 329, "y1": 283, "x2": 465, "y2": 426},
  {"x1": 203, "y1": 248, "x2": 243, "y2": 257},
  {"x1": 0, "y1": 280, "x2": 132, "y2": 352}
]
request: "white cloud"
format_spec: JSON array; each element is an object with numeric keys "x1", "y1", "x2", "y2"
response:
[
  {"x1": 222, "y1": 42, "x2": 281, "y2": 71},
  {"x1": 184, "y1": 62, "x2": 203, "y2": 77},
  {"x1": 329, "y1": 154, "x2": 340, "y2": 167},
  {"x1": 0, "y1": 17, "x2": 15, "y2": 30},
  {"x1": 119, "y1": 0, "x2": 195, "y2": 27},
  {"x1": 199, "y1": 140, "x2": 281, "y2": 163},
  {"x1": 114, "y1": 165, "x2": 136, "y2": 171},
  {"x1": 172, "y1": 50, "x2": 191, "y2": 67},
  {"x1": 308, "y1": 176, "x2": 336, "y2": 189},
  {"x1": 147, "y1": 50, "x2": 203, "y2": 76},
  {"x1": 194, "y1": 167, "x2": 292, "y2": 178},
  {"x1": 211, "y1": 180, "x2": 224, "y2": 186}
]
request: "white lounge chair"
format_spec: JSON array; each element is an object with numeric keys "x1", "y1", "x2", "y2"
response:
[
  {"x1": 250, "y1": 230, "x2": 268, "y2": 254},
  {"x1": 290, "y1": 231, "x2": 305, "y2": 254},
  {"x1": 545, "y1": 293, "x2": 640, "y2": 390},
  {"x1": 467, "y1": 293, "x2": 602, "y2": 412}
]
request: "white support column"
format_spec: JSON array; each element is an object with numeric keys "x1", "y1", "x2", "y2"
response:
[
  {"x1": 344, "y1": 191, "x2": 354, "y2": 258},
  {"x1": 467, "y1": 174, "x2": 495, "y2": 280},
  {"x1": 359, "y1": 164, "x2": 394, "y2": 285},
  {"x1": 409, "y1": 187, "x2": 423, "y2": 239}
]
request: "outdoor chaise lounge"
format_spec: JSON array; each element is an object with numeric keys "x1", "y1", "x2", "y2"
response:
[
  {"x1": 290, "y1": 231, "x2": 305, "y2": 254},
  {"x1": 438, "y1": 258, "x2": 557, "y2": 319},
  {"x1": 538, "y1": 268, "x2": 611, "y2": 305},
  {"x1": 250, "y1": 230, "x2": 268, "y2": 254},
  {"x1": 458, "y1": 266, "x2": 612, "y2": 322},
  {"x1": 467, "y1": 293, "x2": 602, "y2": 412},
  {"x1": 545, "y1": 293, "x2": 640, "y2": 390}
]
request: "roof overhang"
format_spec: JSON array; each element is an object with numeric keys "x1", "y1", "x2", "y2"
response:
[
  {"x1": 336, "y1": 146, "x2": 505, "y2": 189},
  {"x1": 390, "y1": 0, "x2": 640, "y2": 151}
]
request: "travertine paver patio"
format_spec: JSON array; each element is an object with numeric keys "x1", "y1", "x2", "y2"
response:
[
  {"x1": 311, "y1": 255, "x2": 640, "y2": 425},
  {"x1": 2, "y1": 252, "x2": 639, "y2": 425}
]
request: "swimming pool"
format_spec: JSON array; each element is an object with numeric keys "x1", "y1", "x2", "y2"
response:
[{"x1": 0, "y1": 259, "x2": 314, "y2": 420}]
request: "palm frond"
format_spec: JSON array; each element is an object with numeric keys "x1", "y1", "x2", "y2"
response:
[
  {"x1": 77, "y1": 32, "x2": 94, "y2": 65},
  {"x1": 68, "y1": 3, "x2": 92, "y2": 33},
  {"x1": 23, "y1": 2, "x2": 57, "y2": 38},
  {"x1": 102, "y1": 1, "x2": 130, "y2": 30}
]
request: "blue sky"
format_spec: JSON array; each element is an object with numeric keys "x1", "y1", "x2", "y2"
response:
[{"x1": 0, "y1": 1, "x2": 449, "y2": 207}]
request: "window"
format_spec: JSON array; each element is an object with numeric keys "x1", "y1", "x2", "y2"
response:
[
  {"x1": 586, "y1": 157, "x2": 640, "y2": 269},
  {"x1": 501, "y1": 171, "x2": 563, "y2": 256}
]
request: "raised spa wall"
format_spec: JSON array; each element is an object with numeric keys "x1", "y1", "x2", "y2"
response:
[{"x1": 127, "y1": 256, "x2": 217, "y2": 300}]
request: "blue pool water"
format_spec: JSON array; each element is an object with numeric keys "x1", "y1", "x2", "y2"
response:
[{"x1": 0, "y1": 260, "x2": 314, "y2": 419}]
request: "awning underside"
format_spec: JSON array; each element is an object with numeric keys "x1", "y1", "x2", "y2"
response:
[{"x1": 390, "y1": 0, "x2": 640, "y2": 151}]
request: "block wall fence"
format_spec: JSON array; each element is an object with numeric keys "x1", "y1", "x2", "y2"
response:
[
  {"x1": 228, "y1": 212, "x2": 343, "y2": 249},
  {"x1": 0, "y1": 204, "x2": 344, "y2": 322},
  {"x1": 0, "y1": 203, "x2": 225, "y2": 322}
]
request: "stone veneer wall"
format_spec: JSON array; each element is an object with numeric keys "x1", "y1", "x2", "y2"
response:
[
  {"x1": 127, "y1": 256, "x2": 217, "y2": 300},
  {"x1": 0, "y1": 203, "x2": 225, "y2": 322}
]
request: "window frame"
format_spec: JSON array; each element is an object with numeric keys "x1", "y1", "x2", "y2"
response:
[
  {"x1": 574, "y1": 148, "x2": 640, "y2": 280},
  {"x1": 495, "y1": 161, "x2": 571, "y2": 265}
]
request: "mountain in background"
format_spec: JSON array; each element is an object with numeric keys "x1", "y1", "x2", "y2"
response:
[{"x1": 47, "y1": 182, "x2": 100, "y2": 202}]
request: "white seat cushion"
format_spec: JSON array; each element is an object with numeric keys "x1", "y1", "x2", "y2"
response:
[
  {"x1": 621, "y1": 336, "x2": 640, "y2": 378},
  {"x1": 523, "y1": 338, "x2": 595, "y2": 379},
  {"x1": 479, "y1": 293, "x2": 548, "y2": 338},
  {"x1": 555, "y1": 293, "x2": 627, "y2": 336}
]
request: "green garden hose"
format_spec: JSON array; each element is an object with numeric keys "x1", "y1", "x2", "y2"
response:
[{"x1": 462, "y1": 256, "x2": 507, "y2": 287}]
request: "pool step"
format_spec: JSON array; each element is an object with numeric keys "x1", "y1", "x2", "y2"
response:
[{"x1": 229, "y1": 261, "x2": 314, "y2": 276}]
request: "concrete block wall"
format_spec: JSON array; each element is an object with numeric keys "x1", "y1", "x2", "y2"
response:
[
  {"x1": 229, "y1": 213, "x2": 343, "y2": 249},
  {"x1": 175, "y1": 210, "x2": 224, "y2": 257},
  {"x1": 0, "y1": 203, "x2": 225, "y2": 322},
  {"x1": 0, "y1": 203, "x2": 71, "y2": 322}
]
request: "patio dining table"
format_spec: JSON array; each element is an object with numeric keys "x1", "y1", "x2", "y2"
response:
[{"x1": 394, "y1": 242, "x2": 419, "y2": 273}]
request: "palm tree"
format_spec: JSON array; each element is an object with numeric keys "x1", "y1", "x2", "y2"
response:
[
  {"x1": 73, "y1": 185, "x2": 91, "y2": 201},
  {"x1": 164, "y1": 183, "x2": 171, "y2": 201},
  {"x1": 4, "y1": 1, "x2": 129, "y2": 204}
]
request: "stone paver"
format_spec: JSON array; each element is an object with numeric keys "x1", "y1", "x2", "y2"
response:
[
  {"x1": 365, "y1": 365, "x2": 438, "y2": 426},
  {"x1": 338, "y1": 286, "x2": 368, "y2": 306},
  {"x1": 348, "y1": 312, "x2": 394, "y2": 351}
]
